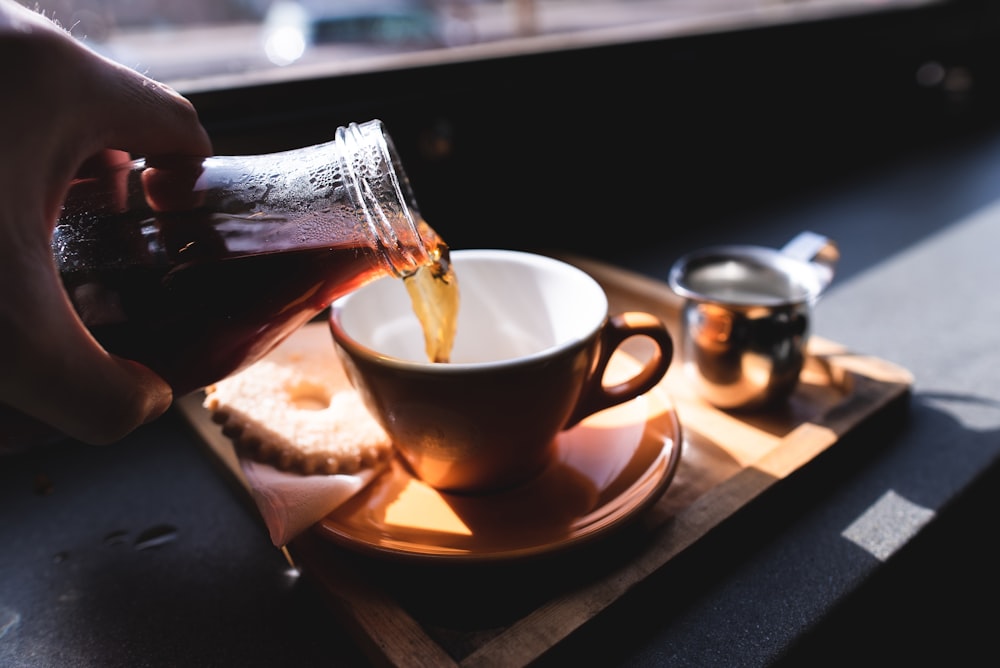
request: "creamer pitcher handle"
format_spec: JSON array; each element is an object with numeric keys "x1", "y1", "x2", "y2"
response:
[{"x1": 781, "y1": 231, "x2": 839, "y2": 293}]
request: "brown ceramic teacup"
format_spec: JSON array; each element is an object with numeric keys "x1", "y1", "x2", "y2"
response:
[{"x1": 328, "y1": 249, "x2": 674, "y2": 494}]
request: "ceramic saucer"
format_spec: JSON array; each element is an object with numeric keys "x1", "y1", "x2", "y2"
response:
[{"x1": 313, "y1": 353, "x2": 683, "y2": 563}]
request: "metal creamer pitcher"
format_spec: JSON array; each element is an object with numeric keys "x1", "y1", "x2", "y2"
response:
[{"x1": 668, "y1": 231, "x2": 839, "y2": 411}]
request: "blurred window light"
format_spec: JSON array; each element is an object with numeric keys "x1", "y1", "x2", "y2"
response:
[
  {"x1": 18, "y1": 0, "x2": 942, "y2": 92},
  {"x1": 264, "y1": 25, "x2": 307, "y2": 65}
]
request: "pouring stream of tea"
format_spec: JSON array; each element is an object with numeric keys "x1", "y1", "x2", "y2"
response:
[{"x1": 403, "y1": 219, "x2": 459, "y2": 364}]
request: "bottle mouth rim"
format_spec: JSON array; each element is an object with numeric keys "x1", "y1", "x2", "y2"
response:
[{"x1": 337, "y1": 120, "x2": 429, "y2": 278}]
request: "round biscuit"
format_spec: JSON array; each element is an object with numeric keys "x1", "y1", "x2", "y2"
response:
[{"x1": 203, "y1": 323, "x2": 392, "y2": 475}]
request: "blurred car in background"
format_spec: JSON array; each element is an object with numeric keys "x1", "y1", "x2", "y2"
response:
[{"x1": 262, "y1": 0, "x2": 472, "y2": 66}]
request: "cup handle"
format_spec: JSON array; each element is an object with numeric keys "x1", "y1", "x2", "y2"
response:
[
  {"x1": 780, "y1": 231, "x2": 840, "y2": 293},
  {"x1": 564, "y1": 312, "x2": 673, "y2": 429}
]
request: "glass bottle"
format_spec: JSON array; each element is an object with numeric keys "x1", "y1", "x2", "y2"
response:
[{"x1": 52, "y1": 119, "x2": 441, "y2": 396}]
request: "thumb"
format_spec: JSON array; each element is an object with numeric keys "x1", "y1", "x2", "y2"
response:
[{"x1": 1, "y1": 259, "x2": 172, "y2": 445}]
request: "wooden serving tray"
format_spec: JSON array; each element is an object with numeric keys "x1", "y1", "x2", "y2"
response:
[{"x1": 182, "y1": 255, "x2": 913, "y2": 667}]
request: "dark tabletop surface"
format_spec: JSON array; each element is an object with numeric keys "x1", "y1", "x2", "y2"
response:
[{"x1": 4, "y1": 122, "x2": 1000, "y2": 667}]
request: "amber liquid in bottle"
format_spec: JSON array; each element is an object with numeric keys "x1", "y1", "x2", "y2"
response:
[{"x1": 58, "y1": 211, "x2": 410, "y2": 395}]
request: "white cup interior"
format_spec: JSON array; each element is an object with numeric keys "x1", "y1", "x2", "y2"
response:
[{"x1": 332, "y1": 249, "x2": 609, "y2": 364}]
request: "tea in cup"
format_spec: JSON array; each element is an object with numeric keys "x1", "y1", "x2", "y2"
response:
[
  {"x1": 668, "y1": 231, "x2": 839, "y2": 411},
  {"x1": 329, "y1": 249, "x2": 674, "y2": 494}
]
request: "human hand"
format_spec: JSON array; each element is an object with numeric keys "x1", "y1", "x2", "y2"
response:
[{"x1": 0, "y1": 1, "x2": 213, "y2": 447}]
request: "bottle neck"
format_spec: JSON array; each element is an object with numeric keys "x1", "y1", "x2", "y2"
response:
[{"x1": 336, "y1": 120, "x2": 430, "y2": 278}]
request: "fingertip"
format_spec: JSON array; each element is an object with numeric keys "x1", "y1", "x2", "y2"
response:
[
  {"x1": 117, "y1": 357, "x2": 174, "y2": 425},
  {"x1": 90, "y1": 60, "x2": 213, "y2": 159}
]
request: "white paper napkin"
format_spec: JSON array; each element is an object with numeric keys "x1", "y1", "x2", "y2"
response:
[
  {"x1": 175, "y1": 320, "x2": 393, "y2": 548},
  {"x1": 237, "y1": 455, "x2": 388, "y2": 547}
]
